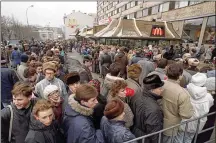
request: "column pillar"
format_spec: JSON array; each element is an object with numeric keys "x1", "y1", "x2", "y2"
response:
[{"x1": 198, "y1": 17, "x2": 208, "y2": 48}]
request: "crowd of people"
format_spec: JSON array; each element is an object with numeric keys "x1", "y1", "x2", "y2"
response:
[{"x1": 1, "y1": 39, "x2": 216, "y2": 143}]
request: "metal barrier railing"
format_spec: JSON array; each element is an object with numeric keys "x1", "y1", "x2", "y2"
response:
[{"x1": 125, "y1": 111, "x2": 216, "y2": 143}]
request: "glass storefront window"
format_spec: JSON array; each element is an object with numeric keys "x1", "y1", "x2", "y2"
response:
[
  {"x1": 182, "y1": 18, "x2": 203, "y2": 43},
  {"x1": 152, "y1": 5, "x2": 159, "y2": 14},
  {"x1": 203, "y1": 16, "x2": 216, "y2": 44}
]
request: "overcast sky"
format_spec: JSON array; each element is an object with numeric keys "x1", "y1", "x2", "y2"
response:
[{"x1": 1, "y1": 2, "x2": 97, "y2": 27}]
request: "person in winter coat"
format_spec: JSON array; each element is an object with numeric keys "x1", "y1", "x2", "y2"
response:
[
  {"x1": 25, "y1": 99, "x2": 62, "y2": 143},
  {"x1": 148, "y1": 58, "x2": 168, "y2": 80},
  {"x1": 107, "y1": 80, "x2": 134, "y2": 128},
  {"x1": 114, "y1": 47, "x2": 128, "y2": 79},
  {"x1": 63, "y1": 84, "x2": 104, "y2": 143},
  {"x1": 11, "y1": 47, "x2": 21, "y2": 69},
  {"x1": 137, "y1": 59, "x2": 155, "y2": 88},
  {"x1": 1, "y1": 82, "x2": 37, "y2": 143},
  {"x1": 101, "y1": 99, "x2": 137, "y2": 143},
  {"x1": 43, "y1": 85, "x2": 64, "y2": 125},
  {"x1": 101, "y1": 63, "x2": 124, "y2": 97},
  {"x1": 64, "y1": 71, "x2": 81, "y2": 95},
  {"x1": 89, "y1": 79, "x2": 107, "y2": 129},
  {"x1": 17, "y1": 54, "x2": 29, "y2": 81},
  {"x1": 129, "y1": 74, "x2": 164, "y2": 143},
  {"x1": 204, "y1": 46, "x2": 213, "y2": 63},
  {"x1": 126, "y1": 64, "x2": 142, "y2": 94},
  {"x1": 35, "y1": 62, "x2": 67, "y2": 99},
  {"x1": 178, "y1": 73, "x2": 214, "y2": 143},
  {"x1": 129, "y1": 49, "x2": 143, "y2": 65},
  {"x1": 100, "y1": 47, "x2": 112, "y2": 78},
  {"x1": 1, "y1": 57, "x2": 19, "y2": 107},
  {"x1": 161, "y1": 63, "x2": 194, "y2": 143}
]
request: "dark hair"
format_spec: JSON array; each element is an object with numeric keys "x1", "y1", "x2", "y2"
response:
[
  {"x1": 157, "y1": 58, "x2": 168, "y2": 69},
  {"x1": 46, "y1": 50, "x2": 54, "y2": 57},
  {"x1": 75, "y1": 84, "x2": 98, "y2": 101},
  {"x1": 24, "y1": 67, "x2": 37, "y2": 78},
  {"x1": 14, "y1": 47, "x2": 18, "y2": 50},
  {"x1": 109, "y1": 63, "x2": 121, "y2": 76},
  {"x1": 166, "y1": 63, "x2": 183, "y2": 80},
  {"x1": 199, "y1": 66, "x2": 213, "y2": 73}
]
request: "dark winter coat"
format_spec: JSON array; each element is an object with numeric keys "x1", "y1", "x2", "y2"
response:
[
  {"x1": 130, "y1": 56, "x2": 144, "y2": 65},
  {"x1": 114, "y1": 52, "x2": 128, "y2": 79},
  {"x1": 129, "y1": 89, "x2": 163, "y2": 143},
  {"x1": 1, "y1": 66, "x2": 19, "y2": 104},
  {"x1": 100, "y1": 53, "x2": 112, "y2": 77},
  {"x1": 25, "y1": 115, "x2": 62, "y2": 143},
  {"x1": 100, "y1": 116, "x2": 137, "y2": 143},
  {"x1": 1, "y1": 99, "x2": 37, "y2": 143},
  {"x1": 63, "y1": 95, "x2": 104, "y2": 143},
  {"x1": 11, "y1": 50, "x2": 21, "y2": 67}
]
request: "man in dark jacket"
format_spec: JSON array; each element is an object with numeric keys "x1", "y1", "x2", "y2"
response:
[
  {"x1": 129, "y1": 74, "x2": 164, "y2": 143},
  {"x1": 100, "y1": 47, "x2": 112, "y2": 78},
  {"x1": 1, "y1": 82, "x2": 37, "y2": 143},
  {"x1": 25, "y1": 100, "x2": 62, "y2": 143},
  {"x1": 63, "y1": 84, "x2": 104, "y2": 143},
  {"x1": 130, "y1": 49, "x2": 144, "y2": 65},
  {"x1": 1, "y1": 57, "x2": 19, "y2": 107}
]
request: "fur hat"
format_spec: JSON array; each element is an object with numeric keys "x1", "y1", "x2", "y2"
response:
[
  {"x1": 43, "y1": 62, "x2": 57, "y2": 73},
  {"x1": 188, "y1": 58, "x2": 200, "y2": 67},
  {"x1": 104, "y1": 99, "x2": 124, "y2": 120},
  {"x1": 182, "y1": 53, "x2": 191, "y2": 61},
  {"x1": 43, "y1": 85, "x2": 59, "y2": 99},
  {"x1": 127, "y1": 64, "x2": 142, "y2": 79},
  {"x1": 64, "y1": 72, "x2": 80, "y2": 85},
  {"x1": 191, "y1": 72, "x2": 207, "y2": 87},
  {"x1": 143, "y1": 74, "x2": 164, "y2": 90},
  {"x1": 21, "y1": 54, "x2": 29, "y2": 63}
]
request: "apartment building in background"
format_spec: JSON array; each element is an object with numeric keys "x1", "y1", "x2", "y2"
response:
[{"x1": 96, "y1": 1, "x2": 216, "y2": 46}]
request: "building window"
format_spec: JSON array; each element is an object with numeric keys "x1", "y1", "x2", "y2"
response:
[
  {"x1": 129, "y1": 13, "x2": 134, "y2": 19},
  {"x1": 137, "y1": 10, "x2": 142, "y2": 18},
  {"x1": 117, "y1": 8, "x2": 119, "y2": 13},
  {"x1": 189, "y1": 1, "x2": 201, "y2": 5},
  {"x1": 127, "y1": 15, "x2": 130, "y2": 19},
  {"x1": 148, "y1": 7, "x2": 152, "y2": 15},
  {"x1": 143, "y1": 9, "x2": 148, "y2": 16},
  {"x1": 175, "y1": 1, "x2": 189, "y2": 9},
  {"x1": 42, "y1": 34, "x2": 46, "y2": 38},
  {"x1": 122, "y1": 5, "x2": 126, "y2": 11},
  {"x1": 203, "y1": 16, "x2": 216, "y2": 44},
  {"x1": 134, "y1": 12, "x2": 137, "y2": 18},
  {"x1": 135, "y1": 1, "x2": 138, "y2": 6},
  {"x1": 131, "y1": 1, "x2": 135, "y2": 7},
  {"x1": 152, "y1": 5, "x2": 159, "y2": 14},
  {"x1": 114, "y1": 10, "x2": 117, "y2": 15},
  {"x1": 182, "y1": 18, "x2": 203, "y2": 43},
  {"x1": 159, "y1": 2, "x2": 170, "y2": 12},
  {"x1": 127, "y1": 3, "x2": 131, "y2": 9}
]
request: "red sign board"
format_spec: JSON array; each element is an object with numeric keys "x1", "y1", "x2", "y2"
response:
[{"x1": 151, "y1": 26, "x2": 165, "y2": 37}]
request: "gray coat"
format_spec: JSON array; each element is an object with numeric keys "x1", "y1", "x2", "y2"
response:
[
  {"x1": 137, "y1": 60, "x2": 155, "y2": 88},
  {"x1": 35, "y1": 77, "x2": 67, "y2": 99},
  {"x1": 148, "y1": 68, "x2": 167, "y2": 81},
  {"x1": 100, "y1": 116, "x2": 137, "y2": 143}
]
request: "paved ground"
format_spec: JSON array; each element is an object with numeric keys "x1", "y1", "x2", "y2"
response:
[{"x1": 67, "y1": 50, "x2": 104, "y2": 83}]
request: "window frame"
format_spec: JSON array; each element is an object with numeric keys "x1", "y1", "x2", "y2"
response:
[{"x1": 152, "y1": 5, "x2": 159, "y2": 15}]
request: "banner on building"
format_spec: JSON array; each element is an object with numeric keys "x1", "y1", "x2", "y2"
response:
[
  {"x1": 99, "y1": 17, "x2": 112, "y2": 25},
  {"x1": 151, "y1": 25, "x2": 165, "y2": 37}
]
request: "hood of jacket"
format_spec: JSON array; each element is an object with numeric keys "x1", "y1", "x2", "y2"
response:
[
  {"x1": 187, "y1": 83, "x2": 208, "y2": 100},
  {"x1": 104, "y1": 74, "x2": 124, "y2": 89},
  {"x1": 66, "y1": 94, "x2": 93, "y2": 117},
  {"x1": 29, "y1": 114, "x2": 55, "y2": 131}
]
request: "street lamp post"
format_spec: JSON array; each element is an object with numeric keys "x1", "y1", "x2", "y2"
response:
[{"x1": 26, "y1": 5, "x2": 34, "y2": 26}]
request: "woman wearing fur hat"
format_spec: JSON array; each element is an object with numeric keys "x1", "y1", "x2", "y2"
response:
[
  {"x1": 63, "y1": 84, "x2": 104, "y2": 143},
  {"x1": 101, "y1": 99, "x2": 136, "y2": 143},
  {"x1": 178, "y1": 73, "x2": 214, "y2": 143},
  {"x1": 130, "y1": 74, "x2": 164, "y2": 143},
  {"x1": 108, "y1": 80, "x2": 134, "y2": 128},
  {"x1": 43, "y1": 85, "x2": 64, "y2": 125},
  {"x1": 64, "y1": 71, "x2": 81, "y2": 95}
]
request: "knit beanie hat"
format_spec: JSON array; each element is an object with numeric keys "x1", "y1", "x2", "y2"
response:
[
  {"x1": 191, "y1": 72, "x2": 207, "y2": 87},
  {"x1": 104, "y1": 99, "x2": 124, "y2": 120},
  {"x1": 127, "y1": 64, "x2": 142, "y2": 79},
  {"x1": 43, "y1": 62, "x2": 57, "y2": 73},
  {"x1": 21, "y1": 54, "x2": 29, "y2": 63},
  {"x1": 43, "y1": 85, "x2": 59, "y2": 99}
]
